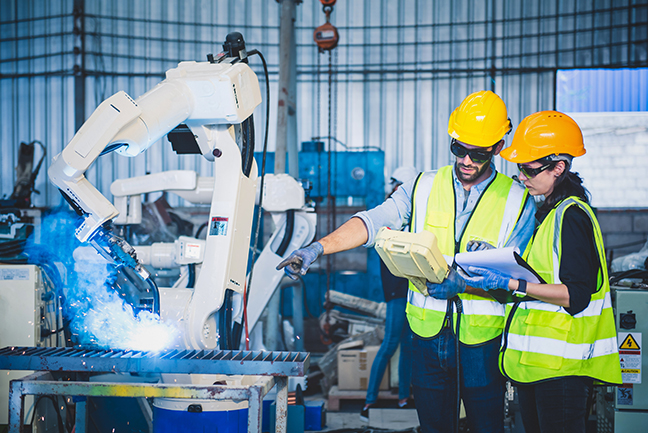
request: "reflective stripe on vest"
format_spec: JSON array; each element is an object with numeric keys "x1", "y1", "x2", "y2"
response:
[
  {"x1": 500, "y1": 197, "x2": 622, "y2": 385},
  {"x1": 506, "y1": 334, "x2": 618, "y2": 360},
  {"x1": 406, "y1": 166, "x2": 528, "y2": 344},
  {"x1": 409, "y1": 291, "x2": 506, "y2": 317}
]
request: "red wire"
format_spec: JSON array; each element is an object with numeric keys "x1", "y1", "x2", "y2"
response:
[{"x1": 244, "y1": 281, "x2": 250, "y2": 350}]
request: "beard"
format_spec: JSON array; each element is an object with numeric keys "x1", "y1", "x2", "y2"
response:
[{"x1": 455, "y1": 158, "x2": 492, "y2": 184}]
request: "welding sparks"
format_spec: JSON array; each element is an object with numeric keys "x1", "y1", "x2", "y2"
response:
[{"x1": 26, "y1": 209, "x2": 180, "y2": 351}]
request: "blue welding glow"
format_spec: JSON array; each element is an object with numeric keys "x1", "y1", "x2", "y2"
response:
[{"x1": 26, "y1": 208, "x2": 179, "y2": 351}]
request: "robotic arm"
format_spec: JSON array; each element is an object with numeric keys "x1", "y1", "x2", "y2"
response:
[
  {"x1": 49, "y1": 59, "x2": 260, "y2": 242},
  {"x1": 108, "y1": 171, "x2": 317, "y2": 350},
  {"x1": 48, "y1": 37, "x2": 262, "y2": 349}
]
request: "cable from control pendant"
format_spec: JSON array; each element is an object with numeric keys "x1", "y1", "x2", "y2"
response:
[{"x1": 453, "y1": 296, "x2": 463, "y2": 433}]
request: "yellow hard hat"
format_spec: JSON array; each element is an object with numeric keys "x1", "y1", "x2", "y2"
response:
[
  {"x1": 500, "y1": 111, "x2": 586, "y2": 163},
  {"x1": 447, "y1": 90, "x2": 512, "y2": 148}
]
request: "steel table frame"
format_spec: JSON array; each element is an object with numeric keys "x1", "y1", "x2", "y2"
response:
[
  {"x1": 0, "y1": 346, "x2": 308, "y2": 433},
  {"x1": 8, "y1": 371, "x2": 288, "y2": 433}
]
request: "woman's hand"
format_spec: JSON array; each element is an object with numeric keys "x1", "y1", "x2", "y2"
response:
[{"x1": 461, "y1": 266, "x2": 511, "y2": 291}]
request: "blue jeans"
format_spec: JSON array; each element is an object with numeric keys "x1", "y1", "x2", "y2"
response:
[
  {"x1": 412, "y1": 327, "x2": 504, "y2": 433},
  {"x1": 517, "y1": 376, "x2": 592, "y2": 433},
  {"x1": 365, "y1": 297, "x2": 413, "y2": 404}
]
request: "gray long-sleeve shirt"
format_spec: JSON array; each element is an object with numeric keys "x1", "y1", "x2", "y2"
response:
[{"x1": 354, "y1": 163, "x2": 537, "y2": 252}]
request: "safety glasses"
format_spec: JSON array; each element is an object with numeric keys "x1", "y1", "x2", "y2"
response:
[
  {"x1": 517, "y1": 162, "x2": 555, "y2": 178},
  {"x1": 450, "y1": 139, "x2": 496, "y2": 164}
]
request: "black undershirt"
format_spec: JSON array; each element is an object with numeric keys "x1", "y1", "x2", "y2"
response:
[{"x1": 537, "y1": 205, "x2": 599, "y2": 315}]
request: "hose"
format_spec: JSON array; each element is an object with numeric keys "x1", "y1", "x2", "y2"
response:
[
  {"x1": 145, "y1": 276, "x2": 161, "y2": 316},
  {"x1": 225, "y1": 289, "x2": 233, "y2": 349},
  {"x1": 241, "y1": 47, "x2": 270, "y2": 349},
  {"x1": 187, "y1": 263, "x2": 196, "y2": 288},
  {"x1": 195, "y1": 221, "x2": 208, "y2": 239},
  {"x1": 275, "y1": 210, "x2": 295, "y2": 257},
  {"x1": 219, "y1": 289, "x2": 233, "y2": 349},
  {"x1": 241, "y1": 116, "x2": 255, "y2": 177}
]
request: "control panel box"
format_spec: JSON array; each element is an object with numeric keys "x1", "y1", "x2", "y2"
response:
[
  {"x1": 0, "y1": 264, "x2": 49, "y2": 424},
  {"x1": 615, "y1": 288, "x2": 648, "y2": 410}
]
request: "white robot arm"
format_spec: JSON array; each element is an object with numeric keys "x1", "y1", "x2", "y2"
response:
[
  {"x1": 110, "y1": 170, "x2": 215, "y2": 225},
  {"x1": 49, "y1": 60, "x2": 259, "y2": 242},
  {"x1": 108, "y1": 170, "x2": 317, "y2": 350},
  {"x1": 48, "y1": 44, "x2": 262, "y2": 349}
]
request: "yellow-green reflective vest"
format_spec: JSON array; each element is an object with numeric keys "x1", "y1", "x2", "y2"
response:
[
  {"x1": 406, "y1": 165, "x2": 529, "y2": 344},
  {"x1": 499, "y1": 197, "x2": 622, "y2": 385}
]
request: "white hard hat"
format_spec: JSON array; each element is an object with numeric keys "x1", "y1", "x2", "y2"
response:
[{"x1": 390, "y1": 166, "x2": 418, "y2": 185}]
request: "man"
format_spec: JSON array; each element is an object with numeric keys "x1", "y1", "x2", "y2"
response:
[{"x1": 278, "y1": 91, "x2": 536, "y2": 433}]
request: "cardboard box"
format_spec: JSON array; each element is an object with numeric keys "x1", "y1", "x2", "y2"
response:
[{"x1": 337, "y1": 346, "x2": 389, "y2": 391}]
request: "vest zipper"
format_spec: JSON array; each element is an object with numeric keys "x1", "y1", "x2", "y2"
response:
[
  {"x1": 454, "y1": 172, "x2": 497, "y2": 254},
  {"x1": 498, "y1": 301, "x2": 520, "y2": 381}
]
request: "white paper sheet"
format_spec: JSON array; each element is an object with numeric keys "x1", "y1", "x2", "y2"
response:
[{"x1": 454, "y1": 247, "x2": 542, "y2": 284}]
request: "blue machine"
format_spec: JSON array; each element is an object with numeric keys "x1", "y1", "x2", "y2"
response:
[{"x1": 254, "y1": 147, "x2": 385, "y2": 318}]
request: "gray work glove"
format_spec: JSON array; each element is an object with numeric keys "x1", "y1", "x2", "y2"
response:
[
  {"x1": 276, "y1": 241, "x2": 324, "y2": 280},
  {"x1": 466, "y1": 240, "x2": 496, "y2": 252},
  {"x1": 425, "y1": 268, "x2": 466, "y2": 299}
]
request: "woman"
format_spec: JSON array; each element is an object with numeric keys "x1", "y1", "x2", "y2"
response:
[{"x1": 460, "y1": 111, "x2": 622, "y2": 433}]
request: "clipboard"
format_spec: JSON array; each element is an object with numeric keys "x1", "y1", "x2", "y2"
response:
[{"x1": 454, "y1": 247, "x2": 546, "y2": 304}]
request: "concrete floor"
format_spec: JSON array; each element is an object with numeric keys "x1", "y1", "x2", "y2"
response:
[
  {"x1": 318, "y1": 408, "x2": 419, "y2": 431},
  {"x1": 305, "y1": 394, "x2": 419, "y2": 432}
]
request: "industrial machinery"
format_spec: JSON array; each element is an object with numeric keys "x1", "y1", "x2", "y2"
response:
[
  {"x1": 48, "y1": 33, "x2": 263, "y2": 350},
  {"x1": 3, "y1": 32, "x2": 314, "y2": 433},
  {"x1": 596, "y1": 286, "x2": 648, "y2": 431},
  {"x1": 0, "y1": 264, "x2": 58, "y2": 425},
  {"x1": 107, "y1": 170, "x2": 316, "y2": 350}
]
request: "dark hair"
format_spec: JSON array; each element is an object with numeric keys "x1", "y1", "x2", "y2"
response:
[{"x1": 541, "y1": 161, "x2": 590, "y2": 213}]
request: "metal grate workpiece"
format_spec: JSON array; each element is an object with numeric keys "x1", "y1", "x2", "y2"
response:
[{"x1": 0, "y1": 346, "x2": 309, "y2": 376}]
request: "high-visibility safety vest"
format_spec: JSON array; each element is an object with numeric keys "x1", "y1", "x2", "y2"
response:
[
  {"x1": 499, "y1": 197, "x2": 622, "y2": 385},
  {"x1": 406, "y1": 165, "x2": 529, "y2": 344}
]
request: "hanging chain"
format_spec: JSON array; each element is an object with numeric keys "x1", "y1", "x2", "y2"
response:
[
  {"x1": 314, "y1": 0, "x2": 338, "y2": 346},
  {"x1": 333, "y1": 48, "x2": 338, "y2": 151},
  {"x1": 316, "y1": 48, "x2": 321, "y2": 142},
  {"x1": 323, "y1": 47, "x2": 334, "y2": 344}
]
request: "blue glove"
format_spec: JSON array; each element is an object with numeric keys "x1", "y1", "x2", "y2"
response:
[
  {"x1": 426, "y1": 268, "x2": 466, "y2": 299},
  {"x1": 466, "y1": 240, "x2": 496, "y2": 252},
  {"x1": 462, "y1": 266, "x2": 511, "y2": 291},
  {"x1": 276, "y1": 242, "x2": 324, "y2": 280}
]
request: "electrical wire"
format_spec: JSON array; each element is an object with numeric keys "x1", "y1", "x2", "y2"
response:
[
  {"x1": 275, "y1": 210, "x2": 295, "y2": 257},
  {"x1": 237, "y1": 47, "x2": 270, "y2": 350},
  {"x1": 297, "y1": 275, "x2": 315, "y2": 319},
  {"x1": 453, "y1": 297, "x2": 463, "y2": 433},
  {"x1": 194, "y1": 221, "x2": 208, "y2": 239},
  {"x1": 610, "y1": 269, "x2": 648, "y2": 285},
  {"x1": 29, "y1": 395, "x2": 67, "y2": 433},
  {"x1": 145, "y1": 277, "x2": 160, "y2": 316},
  {"x1": 187, "y1": 263, "x2": 196, "y2": 288},
  {"x1": 243, "y1": 280, "x2": 250, "y2": 350}
]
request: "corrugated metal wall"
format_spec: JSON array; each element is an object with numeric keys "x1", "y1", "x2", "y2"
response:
[
  {"x1": 1, "y1": 0, "x2": 647, "y2": 208},
  {"x1": 558, "y1": 68, "x2": 648, "y2": 111}
]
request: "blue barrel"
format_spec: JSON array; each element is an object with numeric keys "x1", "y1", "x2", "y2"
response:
[{"x1": 153, "y1": 398, "x2": 248, "y2": 433}]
